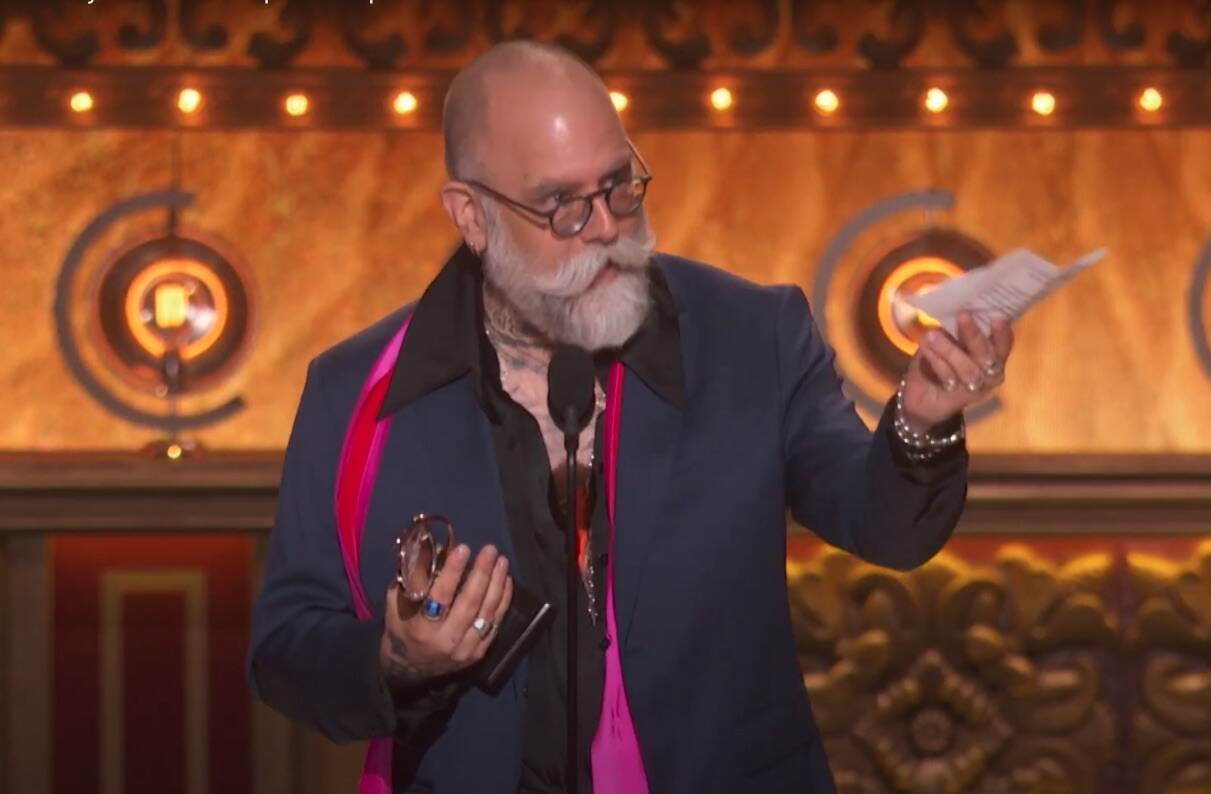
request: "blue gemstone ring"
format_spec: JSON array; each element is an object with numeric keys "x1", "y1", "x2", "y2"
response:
[{"x1": 421, "y1": 597, "x2": 446, "y2": 622}]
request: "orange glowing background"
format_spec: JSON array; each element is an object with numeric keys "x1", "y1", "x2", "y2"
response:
[{"x1": 876, "y1": 256, "x2": 964, "y2": 356}]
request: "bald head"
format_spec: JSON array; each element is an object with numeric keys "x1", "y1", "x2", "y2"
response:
[
  {"x1": 436, "y1": 42, "x2": 654, "y2": 352},
  {"x1": 442, "y1": 41, "x2": 622, "y2": 181}
]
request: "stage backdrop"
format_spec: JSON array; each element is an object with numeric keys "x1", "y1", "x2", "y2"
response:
[
  {"x1": 2, "y1": 4, "x2": 1211, "y2": 794},
  {"x1": 3, "y1": 126, "x2": 1211, "y2": 452}
]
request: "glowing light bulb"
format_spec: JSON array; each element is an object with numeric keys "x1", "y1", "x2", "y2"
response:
[
  {"x1": 177, "y1": 88, "x2": 202, "y2": 114},
  {"x1": 610, "y1": 91, "x2": 629, "y2": 112},
  {"x1": 69, "y1": 91, "x2": 94, "y2": 113},
  {"x1": 284, "y1": 93, "x2": 309, "y2": 117},
  {"x1": 1138, "y1": 87, "x2": 1163, "y2": 113},
  {"x1": 923, "y1": 87, "x2": 949, "y2": 113},
  {"x1": 813, "y1": 89, "x2": 839, "y2": 115},
  {"x1": 392, "y1": 90, "x2": 418, "y2": 115},
  {"x1": 709, "y1": 87, "x2": 733, "y2": 111},
  {"x1": 153, "y1": 283, "x2": 188, "y2": 329},
  {"x1": 1031, "y1": 91, "x2": 1056, "y2": 116}
]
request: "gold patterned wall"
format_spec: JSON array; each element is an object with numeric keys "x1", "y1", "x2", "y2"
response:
[
  {"x1": 787, "y1": 535, "x2": 1211, "y2": 794},
  {"x1": 2, "y1": 127, "x2": 1210, "y2": 451}
]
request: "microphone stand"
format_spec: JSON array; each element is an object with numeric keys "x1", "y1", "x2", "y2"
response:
[
  {"x1": 549, "y1": 344, "x2": 594, "y2": 794},
  {"x1": 561, "y1": 414, "x2": 581, "y2": 794}
]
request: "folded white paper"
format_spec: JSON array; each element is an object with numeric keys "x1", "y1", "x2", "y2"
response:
[{"x1": 900, "y1": 248, "x2": 1104, "y2": 335}]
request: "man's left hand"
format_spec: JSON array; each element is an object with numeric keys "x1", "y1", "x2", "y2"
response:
[{"x1": 900, "y1": 310, "x2": 1015, "y2": 433}]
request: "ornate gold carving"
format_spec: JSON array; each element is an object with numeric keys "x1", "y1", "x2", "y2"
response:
[
  {"x1": 1127, "y1": 541, "x2": 1211, "y2": 794},
  {"x1": 1, "y1": 0, "x2": 1206, "y2": 70},
  {"x1": 788, "y1": 545, "x2": 1117, "y2": 794}
]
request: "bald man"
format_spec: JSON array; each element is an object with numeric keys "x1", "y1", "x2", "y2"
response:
[{"x1": 248, "y1": 41, "x2": 1014, "y2": 794}]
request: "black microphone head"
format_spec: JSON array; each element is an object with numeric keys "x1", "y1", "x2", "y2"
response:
[{"x1": 547, "y1": 345, "x2": 596, "y2": 437}]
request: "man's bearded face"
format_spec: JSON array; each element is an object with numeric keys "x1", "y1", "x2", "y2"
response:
[{"x1": 480, "y1": 200, "x2": 656, "y2": 352}]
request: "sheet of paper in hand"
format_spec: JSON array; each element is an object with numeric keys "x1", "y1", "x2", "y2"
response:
[{"x1": 899, "y1": 248, "x2": 1105, "y2": 336}]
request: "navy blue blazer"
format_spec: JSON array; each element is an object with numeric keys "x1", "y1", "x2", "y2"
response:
[{"x1": 247, "y1": 253, "x2": 968, "y2": 793}]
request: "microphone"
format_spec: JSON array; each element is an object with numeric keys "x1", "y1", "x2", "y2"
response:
[
  {"x1": 548, "y1": 345, "x2": 596, "y2": 442},
  {"x1": 546, "y1": 344, "x2": 596, "y2": 794}
]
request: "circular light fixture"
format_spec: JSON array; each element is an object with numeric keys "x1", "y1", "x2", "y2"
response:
[
  {"x1": 610, "y1": 91, "x2": 629, "y2": 112},
  {"x1": 55, "y1": 192, "x2": 257, "y2": 443},
  {"x1": 90, "y1": 230, "x2": 254, "y2": 399},
  {"x1": 284, "y1": 93, "x2": 310, "y2": 117},
  {"x1": 1138, "y1": 87, "x2": 1163, "y2": 113},
  {"x1": 392, "y1": 90, "x2": 418, "y2": 115},
  {"x1": 923, "y1": 87, "x2": 949, "y2": 114},
  {"x1": 177, "y1": 88, "x2": 202, "y2": 114},
  {"x1": 856, "y1": 228, "x2": 995, "y2": 377},
  {"x1": 69, "y1": 91, "x2": 94, "y2": 113},
  {"x1": 1031, "y1": 91, "x2": 1056, "y2": 116},
  {"x1": 709, "y1": 87, "x2": 733, "y2": 111},
  {"x1": 813, "y1": 89, "x2": 840, "y2": 115}
]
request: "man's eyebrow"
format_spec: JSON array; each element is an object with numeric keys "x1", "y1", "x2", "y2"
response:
[{"x1": 529, "y1": 153, "x2": 633, "y2": 199}]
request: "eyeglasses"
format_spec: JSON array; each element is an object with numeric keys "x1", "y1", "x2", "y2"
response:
[{"x1": 465, "y1": 146, "x2": 652, "y2": 239}]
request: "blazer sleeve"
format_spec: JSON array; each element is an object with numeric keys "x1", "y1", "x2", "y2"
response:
[
  {"x1": 776, "y1": 285, "x2": 968, "y2": 570},
  {"x1": 245, "y1": 357, "x2": 399, "y2": 743}
]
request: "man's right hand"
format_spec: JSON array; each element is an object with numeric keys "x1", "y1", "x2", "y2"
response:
[{"x1": 378, "y1": 543, "x2": 514, "y2": 689}]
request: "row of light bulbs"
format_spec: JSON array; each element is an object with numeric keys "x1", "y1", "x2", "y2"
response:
[
  {"x1": 699, "y1": 85, "x2": 1167, "y2": 116},
  {"x1": 66, "y1": 87, "x2": 422, "y2": 116},
  {"x1": 63, "y1": 84, "x2": 1169, "y2": 119}
]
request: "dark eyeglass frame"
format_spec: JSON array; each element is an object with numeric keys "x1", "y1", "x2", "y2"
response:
[{"x1": 464, "y1": 144, "x2": 652, "y2": 239}]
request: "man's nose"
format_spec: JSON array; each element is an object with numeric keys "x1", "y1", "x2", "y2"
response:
[{"x1": 579, "y1": 194, "x2": 618, "y2": 245}]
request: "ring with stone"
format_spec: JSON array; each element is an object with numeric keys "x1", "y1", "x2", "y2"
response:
[
  {"x1": 421, "y1": 597, "x2": 446, "y2": 622},
  {"x1": 471, "y1": 617, "x2": 494, "y2": 637},
  {"x1": 983, "y1": 359, "x2": 1001, "y2": 376},
  {"x1": 965, "y1": 380, "x2": 982, "y2": 393}
]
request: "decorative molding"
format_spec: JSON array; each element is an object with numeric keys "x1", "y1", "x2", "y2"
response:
[
  {"x1": 99, "y1": 570, "x2": 209, "y2": 794},
  {"x1": 0, "y1": 451, "x2": 282, "y2": 533},
  {"x1": 1, "y1": 0, "x2": 1209, "y2": 71},
  {"x1": 790, "y1": 545, "x2": 1118, "y2": 792},
  {"x1": 1126, "y1": 541, "x2": 1211, "y2": 794},
  {"x1": 1, "y1": 452, "x2": 1209, "y2": 534},
  {"x1": 2, "y1": 2, "x2": 1210, "y2": 130}
]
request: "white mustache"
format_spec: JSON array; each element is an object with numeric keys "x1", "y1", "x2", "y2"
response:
[{"x1": 533, "y1": 226, "x2": 655, "y2": 298}]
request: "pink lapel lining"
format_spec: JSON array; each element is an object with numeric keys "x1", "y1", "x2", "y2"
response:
[
  {"x1": 333, "y1": 315, "x2": 411, "y2": 794},
  {"x1": 591, "y1": 361, "x2": 650, "y2": 793}
]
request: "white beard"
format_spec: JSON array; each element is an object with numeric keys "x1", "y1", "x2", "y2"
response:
[{"x1": 480, "y1": 203, "x2": 656, "y2": 351}]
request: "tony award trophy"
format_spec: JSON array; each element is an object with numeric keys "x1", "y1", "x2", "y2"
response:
[{"x1": 394, "y1": 514, "x2": 553, "y2": 691}]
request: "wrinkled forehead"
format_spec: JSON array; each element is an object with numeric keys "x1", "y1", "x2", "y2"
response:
[{"x1": 476, "y1": 79, "x2": 631, "y2": 195}]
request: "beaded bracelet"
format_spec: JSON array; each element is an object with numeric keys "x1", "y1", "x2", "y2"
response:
[{"x1": 893, "y1": 380, "x2": 964, "y2": 462}]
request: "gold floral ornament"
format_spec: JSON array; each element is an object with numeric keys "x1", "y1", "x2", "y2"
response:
[
  {"x1": 787, "y1": 545, "x2": 1117, "y2": 794},
  {"x1": 1127, "y1": 540, "x2": 1211, "y2": 794}
]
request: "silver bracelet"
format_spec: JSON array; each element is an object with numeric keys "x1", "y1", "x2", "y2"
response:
[{"x1": 893, "y1": 380, "x2": 964, "y2": 459}]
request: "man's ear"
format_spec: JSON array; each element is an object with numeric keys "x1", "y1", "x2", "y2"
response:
[{"x1": 440, "y1": 181, "x2": 486, "y2": 253}]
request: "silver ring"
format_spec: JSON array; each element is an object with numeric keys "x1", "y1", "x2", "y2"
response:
[
  {"x1": 942, "y1": 378, "x2": 958, "y2": 392},
  {"x1": 965, "y1": 380, "x2": 982, "y2": 393},
  {"x1": 471, "y1": 617, "x2": 494, "y2": 637},
  {"x1": 983, "y1": 359, "x2": 1001, "y2": 376}
]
